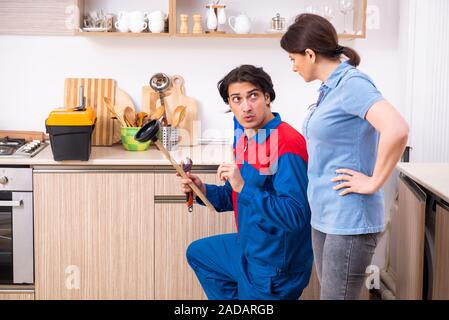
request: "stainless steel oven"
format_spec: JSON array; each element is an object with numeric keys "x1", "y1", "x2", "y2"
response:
[{"x1": 0, "y1": 167, "x2": 34, "y2": 284}]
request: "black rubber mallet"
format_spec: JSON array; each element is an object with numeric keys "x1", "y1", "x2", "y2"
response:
[{"x1": 135, "y1": 120, "x2": 215, "y2": 212}]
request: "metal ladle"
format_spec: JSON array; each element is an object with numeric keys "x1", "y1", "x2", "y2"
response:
[
  {"x1": 149, "y1": 73, "x2": 171, "y2": 126},
  {"x1": 134, "y1": 120, "x2": 215, "y2": 212}
]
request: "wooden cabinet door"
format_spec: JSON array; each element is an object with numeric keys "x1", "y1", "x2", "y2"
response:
[
  {"x1": 433, "y1": 202, "x2": 449, "y2": 300},
  {"x1": 396, "y1": 175, "x2": 426, "y2": 300},
  {"x1": 154, "y1": 172, "x2": 236, "y2": 300},
  {"x1": 0, "y1": 0, "x2": 80, "y2": 35},
  {"x1": 154, "y1": 171, "x2": 323, "y2": 300},
  {"x1": 33, "y1": 172, "x2": 155, "y2": 300}
]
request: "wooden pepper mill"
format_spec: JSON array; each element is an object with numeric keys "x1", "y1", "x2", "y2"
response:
[
  {"x1": 179, "y1": 14, "x2": 189, "y2": 34},
  {"x1": 192, "y1": 14, "x2": 203, "y2": 34}
]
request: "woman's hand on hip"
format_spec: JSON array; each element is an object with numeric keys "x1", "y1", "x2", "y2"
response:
[{"x1": 331, "y1": 169, "x2": 380, "y2": 196}]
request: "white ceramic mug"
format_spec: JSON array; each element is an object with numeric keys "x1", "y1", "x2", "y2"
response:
[
  {"x1": 148, "y1": 19, "x2": 165, "y2": 33},
  {"x1": 129, "y1": 10, "x2": 146, "y2": 22},
  {"x1": 128, "y1": 11, "x2": 147, "y2": 33},
  {"x1": 147, "y1": 10, "x2": 167, "y2": 22},
  {"x1": 115, "y1": 11, "x2": 129, "y2": 32},
  {"x1": 115, "y1": 20, "x2": 129, "y2": 32},
  {"x1": 129, "y1": 21, "x2": 147, "y2": 33}
]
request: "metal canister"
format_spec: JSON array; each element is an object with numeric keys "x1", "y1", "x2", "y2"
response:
[
  {"x1": 271, "y1": 13, "x2": 285, "y2": 31},
  {"x1": 158, "y1": 126, "x2": 179, "y2": 151}
]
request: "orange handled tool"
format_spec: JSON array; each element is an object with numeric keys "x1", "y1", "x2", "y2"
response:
[{"x1": 181, "y1": 157, "x2": 194, "y2": 212}]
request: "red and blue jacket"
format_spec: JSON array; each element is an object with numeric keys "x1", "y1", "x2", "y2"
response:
[{"x1": 198, "y1": 113, "x2": 312, "y2": 273}]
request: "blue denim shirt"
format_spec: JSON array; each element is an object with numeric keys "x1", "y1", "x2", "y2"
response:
[{"x1": 304, "y1": 61, "x2": 386, "y2": 235}]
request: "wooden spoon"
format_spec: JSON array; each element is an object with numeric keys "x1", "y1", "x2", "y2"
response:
[
  {"x1": 172, "y1": 105, "x2": 187, "y2": 128},
  {"x1": 124, "y1": 106, "x2": 136, "y2": 127},
  {"x1": 149, "y1": 105, "x2": 166, "y2": 121},
  {"x1": 103, "y1": 97, "x2": 127, "y2": 127},
  {"x1": 137, "y1": 112, "x2": 148, "y2": 127}
]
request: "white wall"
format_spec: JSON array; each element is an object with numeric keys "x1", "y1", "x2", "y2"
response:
[
  {"x1": 0, "y1": 0, "x2": 401, "y2": 141},
  {"x1": 399, "y1": 0, "x2": 449, "y2": 162},
  {"x1": 0, "y1": 0, "x2": 402, "y2": 270}
]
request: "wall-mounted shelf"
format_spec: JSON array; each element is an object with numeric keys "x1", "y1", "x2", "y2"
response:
[
  {"x1": 0, "y1": 0, "x2": 367, "y2": 39},
  {"x1": 174, "y1": 32, "x2": 283, "y2": 39},
  {"x1": 74, "y1": 30, "x2": 171, "y2": 37},
  {"x1": 171, "y1": 0, "x2": 367, "y2": 40},
  {"x1": 73, "y1": 0, "x2": 172, "y2": 37}
]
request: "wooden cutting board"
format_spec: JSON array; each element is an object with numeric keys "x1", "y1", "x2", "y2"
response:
[
  {"x1": 112, "y1": 87, "x2": 136, "y2": 144},
  {"x1": 142, "y1": 85, "x2": 174, "y2": 115},
  {"x1": 64, "y1": 78, "x2": 116, "y2": 146},
  {"x1": 142, "y1": 75, "x2": 199, "y2": 146}
]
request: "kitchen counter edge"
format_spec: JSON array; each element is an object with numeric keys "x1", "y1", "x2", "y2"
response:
[
  {"x1": 397, "y1": 162, "x2": 449, "y2": 203},
  {"x1": 0, "y1": 144, "x2": 233, "y2": 167}
]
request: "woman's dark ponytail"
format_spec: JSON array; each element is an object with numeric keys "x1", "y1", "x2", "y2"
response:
[
  {"x1": 341, "y1": 46, "x2": 360, "y2": 67},
  {"x1": 281, "y1": 14, "x2": 361, "y2": 67}
]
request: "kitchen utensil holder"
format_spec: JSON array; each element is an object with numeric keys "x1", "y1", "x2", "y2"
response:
[{"x1": 158, "y1": 126, "x2": 178, "y2": 151}]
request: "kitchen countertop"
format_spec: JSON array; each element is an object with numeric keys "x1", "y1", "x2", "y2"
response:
[
  {"x1": 397, "y1": 162, "x2": 449, "y2": 203},
  {"x1": 0, "y1": 143, "x2": 234, "y2": 167}
]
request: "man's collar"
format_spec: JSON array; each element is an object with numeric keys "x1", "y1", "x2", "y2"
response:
[{"x1": 248, "y1": 112, "x2": 282, "y2": 144}]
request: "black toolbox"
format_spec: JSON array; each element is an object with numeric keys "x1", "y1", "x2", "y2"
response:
[{"x1": 45, "y1": 107, "x2": 96, "y2": 161}]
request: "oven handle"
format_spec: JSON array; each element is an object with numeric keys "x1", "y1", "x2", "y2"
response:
[{"x1": 0, "y1": 200, "x2": 23, "y2": 207}]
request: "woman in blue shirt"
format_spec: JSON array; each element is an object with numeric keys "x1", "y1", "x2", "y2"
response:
[{"x1": 280, "y1": 14, "x2": 409, "y2": 299}]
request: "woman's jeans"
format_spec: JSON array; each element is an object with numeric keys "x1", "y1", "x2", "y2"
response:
[{"x1": 311, "y1": 228, "x2": 379, "y2": 300}]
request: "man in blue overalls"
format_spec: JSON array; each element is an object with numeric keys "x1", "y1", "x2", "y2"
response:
[{"x1": 179, "y1": 65, "x2": 312, "y2": 300}]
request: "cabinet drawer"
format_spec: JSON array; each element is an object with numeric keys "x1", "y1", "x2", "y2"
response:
[
  {"x1": 154, "y1": 172, "x2": 222, "y2": 196},
  {"x1": 0, "y1": 291, "x2": 34, "y2": 300}
]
